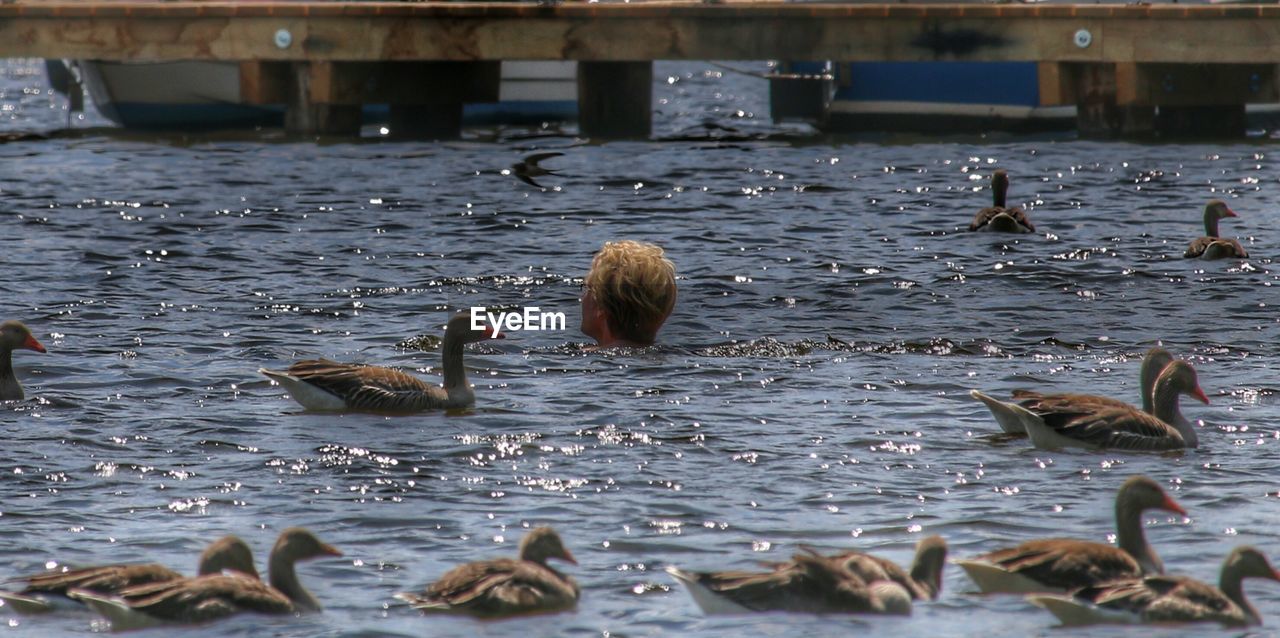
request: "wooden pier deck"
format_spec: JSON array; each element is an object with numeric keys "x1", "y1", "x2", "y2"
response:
[{"x1": 3, "y1": 1, "x2": 1279, "y2": 137}]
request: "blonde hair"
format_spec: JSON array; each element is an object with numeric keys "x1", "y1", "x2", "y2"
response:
[{"x1": 585, "y1": 240, "x2": 677, "y2": 344}]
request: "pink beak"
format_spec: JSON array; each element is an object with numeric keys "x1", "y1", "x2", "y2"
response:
[
  {"x1": 1192, "y1": 387, "x2": 1210, "y2": 405},
  {"x1": 1224, "y1": 207, "x2": 1239, "y2": 218},
  {"x1": 24, "y1": 335, "x2": 46, "y2": 353}
]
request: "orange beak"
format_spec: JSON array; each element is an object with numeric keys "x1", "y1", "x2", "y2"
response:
[
  {"x1": 23, "y1": 334, "x2": 46, "y2": 353},
  {"x1": 1192, "y1": 386, "x2": 1210, "y2": 405},
  {"x1": 1163, "y1": 496, "x2": 1188, "y2": 517},
  {"x1": 1224, "y1": 207, "x2": 1239, "y2": 218},
  {"x1": 321, "y1": 543, "x2": 343, "y2": 557}
]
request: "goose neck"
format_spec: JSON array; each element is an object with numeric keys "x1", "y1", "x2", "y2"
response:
[
  {"x1": 440, "y1": 331, "x2": 469, "y2": 391},
  {"x1": 1115, "y1": 501, "x2": 1162, "y2": 575},
  {"x1": 1219, "y1": 567, "x2": 1259, "y2": 626},
  {"x1": 1153, "y1": 382, "x2": 1197, "y2": 447},
  {"x1": 269, "y1": 552, "x2": 320, "y2": 612}
]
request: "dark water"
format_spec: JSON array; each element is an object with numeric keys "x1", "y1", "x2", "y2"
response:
[{"x1": 3, "y1": 59, "x2": 1280, "y2": 638}]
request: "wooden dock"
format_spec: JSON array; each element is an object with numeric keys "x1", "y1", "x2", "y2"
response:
[{"x1": 4, "y1": 1, "x2": 1280, "y2": 137}]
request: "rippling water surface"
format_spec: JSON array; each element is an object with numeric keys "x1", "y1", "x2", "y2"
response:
[{"x1": 3, "y1": 59, "x2": 1280, "y2": 638}]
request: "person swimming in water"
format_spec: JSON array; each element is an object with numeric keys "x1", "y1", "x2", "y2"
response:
[{"x1": 580, "y1": 240, "x2": 677, "y2": 348}]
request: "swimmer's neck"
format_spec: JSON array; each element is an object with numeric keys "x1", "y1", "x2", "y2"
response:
[{"x1": 586, "y1": 337, "x2": 653, "y2": 350}]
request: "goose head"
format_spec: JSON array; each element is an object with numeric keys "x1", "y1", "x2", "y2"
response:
[
  {"x1": 1202, "y1": 200, "x2": 1237, "y2": 237},
  {"x1": 518, "y1": 527, "x2": 577, "y2": 566},
  {"x1": 1117, "y1": 475, "x2": 1186, "y2": 517},
  {"x1": 1154, "y1": 360, "x2": 1210, "y2": 406},
  {"x1": 0, "y1": 321, "x2": 45, "y2": 354},
  {"x1": 445, "y1": 311, "x2": 506, "y2": 346},
  {"x1": 909, "y1": 535, "x2": 948, "y2": 598},
  {"x1": 273, "y1": 527, "x2": 343, "y2": 564},
  {"x1": 1224, "y1": 546, "x2": 1280, "y2": 583},
  {"x1": 198, "y1": 535, "x2": 260, "y2": 578}
]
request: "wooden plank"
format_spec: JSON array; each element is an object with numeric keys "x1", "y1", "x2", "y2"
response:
[
  {"x1": 1128, "y1": 64, "x2": 1279, "y2": 107},
  {"x1": 306, "y1": 61, "x2": 366, "y2": 105},
  {"x1": 579, "y1": 61, "x2": 652, "y2": 138},
  {"x1": 239, "y1": 61, "x2": 289, "y2": 104},
  {"x1": 1114, "y1": 61, "x2": 1141, "y2": 106},
  {"x1": 7, "y1": 7, "x2": 1280, "y2": 64},
  {"x1": 1037, "y1": 61, "x2": 1073, "y2": 106},
  {"x1": 281, "y1": 61, "x2": 501, "y2": 105},
  {"x1": 284, "y1": 62, "x2": 361, "y2": 135}
]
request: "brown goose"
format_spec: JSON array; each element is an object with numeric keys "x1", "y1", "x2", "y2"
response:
[
  {"x1": 806, "y1": 535, "x2": 947, "y2": 602},
  {"x1": 71, "y1": 528, "x2": 340, "y2": 630},
  {"x1": 1184, "y1": 200, "x2": 1248, "y2": 259},
  {"x1": 1031, "y1": 546, "x2": 1280, "y2": 627},
  {"x1": 969, "y1": 169, "x2": 1034, "y2": 233},
  {"x1": 979, "y1": 348, "x2": 1177, "y2": 436},
  {"x1": 0, "y1": 535, "x2": 258, "y2": 614},
  {"x1": 666, "y1": 546, "x2": 915, "y2": 615},
  {"x1": 974, "y1": 360, "x2": 1208, "y2": 451},
  {"x1": 0, "y1": 320, "x2": 46, "y2": 402},
  {"x1": 396, "y1": 526, "x2": 579, "y2": 618},
  {"x1": 956, "y1": 476, "x2": 1185, "y2": 594},
  {"x1": 260, "y1": 312, "x2": 501, "y2": 413}
]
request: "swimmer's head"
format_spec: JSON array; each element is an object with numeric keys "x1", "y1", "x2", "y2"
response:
[{"x1": 581, "y1": 240, "x2": 677, "y2": 346}]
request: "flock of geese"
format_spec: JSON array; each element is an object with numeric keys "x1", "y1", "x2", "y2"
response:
[
  {"x1": 968, "y1": 169, "x2": 1250, "y2": 262},
  {"x1": 0, "y1": 478, "x2": 1275, "y2": 629},
  {"x1": 0, "y1": 169, "x2": 1264, "y2": 630}
]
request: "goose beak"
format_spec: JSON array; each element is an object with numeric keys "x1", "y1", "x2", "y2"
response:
[
  {"x1": 1192, "y1": 387, "x2": 1210, "y2": 405},
  {"x1": 320, "y1": 543, "x2": 344, "y2": 557},
  {"x1": 23, "y1": 335, "x2": 46, "y2": 353},
  {"x1": 1162, "y1": 496, "x2": 1188, "y2": 517},
  {"x1": 485, "y1": 328, "x2": 506, "y2": 340},
  {"x1": 560, "y1": 548, "x2": 578, "y2": 566},
  {"x1": 1224, "y1": 207, "x2": 1239, "y2": 218}
]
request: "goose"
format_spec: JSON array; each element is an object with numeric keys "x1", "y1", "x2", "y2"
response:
[
  {"x1": 1184, "y1": 200, "x2": 1248, "y2": 259},
  {"x1": 807, "y1": 535, "x2": 947, "y2": 602},
  {"x1": 0, "y1": 320, "x2": 46, "y2": 402},
  {"x1": 71, "y1": 528, "x2": 340, "y2": 630},
  {"x1": 984, "y1": 348, "x2": 1180, "y2": 436},
  {"x1": 260, "y1": 312, "x2": 501, "y2": 414},
  {"x1": 969, "y1": 169, "x2": 1034, "y2": 233},
  {"x1": 0, "y1": 535, "x2": 257, "y2": 614},
  {"x1": 955, "y1": 476, "x2": 1185, "y2": 594},
  {"x1": 972, "y1": 360, "x2": 1208, "y2": 451},
  {"x1": 1030, "y1": 546, "x2": 1280, "y2": 627},
  {"x1": 396, "y1": 526, "x2": 579, "y2": 618},
  {"x1": 666, "y1": 546, "x2": 915, "y2": 616}
]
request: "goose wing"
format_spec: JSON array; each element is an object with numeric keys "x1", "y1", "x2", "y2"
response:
[
  {"x1": 823, "y1": 551, "x2": 926, "y2": 599},
  {"x1": 16, "y1": 564, "x2": 181, "y2": 596},
  {"x1": 970, "y1": 206, "x2": 1004, "y2": 231},
  {"x1": 113, "y1": 574, "x2": 293, "y2": 622},
  {"x1": 1075, "y1": 575, "x2": 1241, "y2": 624},
  {"x1": 1012, "y1": 390, "x2": 1129, "y2": 412},
  {"x1": 412, "y1": 558, "x2": 578, "y2": 616},
  {"x1": 1184, "y1": 235, "x2": 1245, "y2": 258},
  {"x1": 284, "y1": 359, "x2": 444, "y2": 413},
  {"x1": 980, "y1": 539, "x2": 1143, "y2": 591},
  {"x1": 1040, "y1": 406, "x2": 1187, "y2": 451}
]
